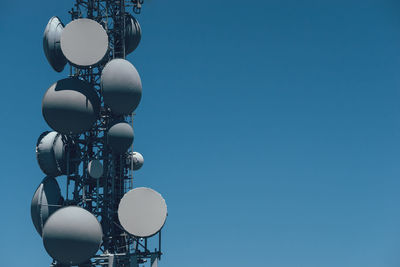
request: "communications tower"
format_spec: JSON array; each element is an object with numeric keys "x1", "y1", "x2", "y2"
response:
[{"x1": 31, "y1": 1, "x2": 167, "y2": 266}]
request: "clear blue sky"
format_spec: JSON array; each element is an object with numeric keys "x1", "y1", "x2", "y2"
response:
[{"x1": 2, "y1": 0, "x2": 400, "y2": 266}]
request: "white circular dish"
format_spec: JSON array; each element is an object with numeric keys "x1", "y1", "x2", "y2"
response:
[
  {"x1": 42, "y1": 206, "x2": 103, "y2": 265},
  {"x1": 118, "y1": 187, "x2": 167, "y2": 237},
  {"x1": 61, "y1": 18, "x2": 108, "y2": 67}
]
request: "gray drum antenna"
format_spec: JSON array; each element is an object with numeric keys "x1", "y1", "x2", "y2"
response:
[{"x1": 32, "y1": 1, "x2": 167, "y2": 266}]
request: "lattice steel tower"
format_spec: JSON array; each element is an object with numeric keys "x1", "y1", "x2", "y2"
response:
[{"x1": 31, "y1": 1, "x2": 167, "y2": 266}]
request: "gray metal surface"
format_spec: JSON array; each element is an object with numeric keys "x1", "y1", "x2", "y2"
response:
[
  {"x1": 36, "y1": 131, "x2": 61, "y2": 176},
  {"x1": 108, "y1": 254, "x2": 115, "y2": 267},
  {"x1": 118, "y1": 187, "x2": 167, "y2": 237},
  {"x1": 42, "y1": 206, "x2": 103, "y2": 265},
  {"x1": 43, "y1": 16, "x2": 67, "y2": 72},
  {"x1": 42, "y1": 78, "x2": 100, "y2": 134},
  {"x1": 125, "y1": 15, "x2": 141, "y2": 55},
  {"x1": 88, "y1": 159, "x2": 103, "y2": 179},
  {"x1": 31, "y1": 177, "x2": 61, "y2": 235},
  {"x1": 128, "y1": 152, "x2": 144, "y2": 171},
  {"x1": 107, "y1": 122, "x2": 134, "y2": 154},
  {"x1": 101, "y1": 59, "x2": 142, "y2": 115},
  {"x1": 61, "y1": 18, "x2": 108, "y2": 67}
]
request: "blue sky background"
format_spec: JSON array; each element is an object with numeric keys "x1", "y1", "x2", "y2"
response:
[{"x1": 2, "y1": 0, "x2": 400, "y2": 266}]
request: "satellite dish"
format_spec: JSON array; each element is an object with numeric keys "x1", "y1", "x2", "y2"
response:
[
  {"x1": 128, "y1": 152, "x2": 144, "y2": 170},
  {"x1": 43, "y1": 16, "x2": 67, "y2": 72},
  {"x1": 88, "y1": 159, "x2": 103, "y2": 179},
  {"x1": 61, "y1": 18, "x2": 108, "y2": 68},
  {"x1": 31, "y1": 177, "x2": 62, "y2": 235},
  {"x1": 107, "y1": 121, "x2": 134, "y2": 154},
  {"x1": 101, "y1": 58, "x2": 142, "y2": 115},
  {"x1": 125, "y1": 15, "x2": 141, "y2": 55},
  {"x1": 42, "y1": 78, "x2": 100, "y2": 134},
  {"x1": 118, "y1": 187, "x2": 167, "y2": 237},
  {"x1": 42, "y1": 206, "x2": 103, "y2": 265}
]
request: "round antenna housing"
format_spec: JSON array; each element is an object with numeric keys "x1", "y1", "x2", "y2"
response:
[
  {"x1": 125, "y1": 15, "x2": 141, "y2": 55},
  {"x1": 128, "y1": 152, "x2": 144, "y2": 170},
  {"x1": 107, "y1": 121, "x2": 134, "y2": 154},
  {"x1": 61, "y1": 18, "x2": 108, "y2": 68},
  {"x1": 36, "y1": 131, "x2": 78, "y2": 176},
  {"x1": 88, "y1": 159, "x2": 103, "y2": 179},
  {"x1": 42, "y1": 206, "x2": 103, "y2": 265},
  {"x1": 43, "y1": 16, "x2": 67, "y2": 72},
  {"x1": 101, "y1": 58, "x2": 142, "y2": 115},
  {"x1": 42, "y1": 78, "x2": 100, "y2": 134},
  {"x1": 36, "y1": 131, "x2": 62, "y2": 176},
  {"x1": 118, "y1": 187, "x2": 167, "y2": 237},
  {"x1": 31, "y1": 177, "x2": 62, "y2": 235}
]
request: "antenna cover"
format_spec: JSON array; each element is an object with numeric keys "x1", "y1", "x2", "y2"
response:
[
  {"x1": 61, "y1": 18, "x2": 108, "y2": 68},
  {"x1": 43, "y1": 16, "x2": 67, "y2": 72},
  {"x1": 107, "y1": 121, "x2": 134, "y2": 154},
  {"x1": 42, "y1": 78, "x2": 100, "y2": 134},
  {"x1": 101, "y1": 58, "x2": 142, "y2": 115},
  {"x1": 31, "y1": 176, "x2": 62, "y2": 235},
  {"x1": 128, "y1": 151, "x2": 144, "y2": 170},
  {"x1": 42, "y1": 206, "x2": 103, "y2": 265},
  {"x1": 125, "y1": 15, "x2": 142, "y2": 55},
  {"x1": 118, "y1": 187, "x2": 167, "y2": 237}
]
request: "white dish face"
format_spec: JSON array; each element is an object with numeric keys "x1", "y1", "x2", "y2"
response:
[
  {"x1": 118, "y1": 187, "x2": 167, "y2": 237},
  {"x1": 61, "y1": 18, "x2": 108, "y2": 67}
]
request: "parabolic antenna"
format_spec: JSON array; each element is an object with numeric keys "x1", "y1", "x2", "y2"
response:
[
  {"x1": 42, "y1": 78, "x2": 100, "y2": 134},
  {"x1": 125, "y1": 15, "x2": 141, "y2": 55},
  {"x1": 31, "y1": 176, "x2": 62, "y2": 235},
  {"x1": 101, "y1": 58, "x2": 142, "y2": 115},
  {"x1": 36, "y1": 131, "x2": 78, "y2": 176},
  {"x1": 60, "y1": 18, "x2": 108, "y2": 68},
  {"x1": 128, "y1": 152, "x2": 144, "y2": 171},
  {"x1": 42, "y1": 206, "x2": 103, "y2": 265},
  {"x1": 118, "y1": 187, "x2": 167, "y2": 237},
  {"x1": 88, "y1": 159, "x2": 103, "y2": 179},
  {"x1": 36, "y1": 131, "x2": 62, "y2": 176},
  {"x1": 43, "y1": 16, "x2": 67, "y2": 72},
  {"x1": 107, "y1": 121, "x2": 134, "y2": 154}
]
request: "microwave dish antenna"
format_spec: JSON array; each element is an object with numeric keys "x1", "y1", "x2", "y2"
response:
[{"x1": 43, "y1": 16, "x2": 67, "y2": 72}]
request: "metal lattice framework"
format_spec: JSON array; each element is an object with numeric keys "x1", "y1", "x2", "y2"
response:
[{"x1": 38, "y1": 1, "x2": 162, "y2": 266}]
